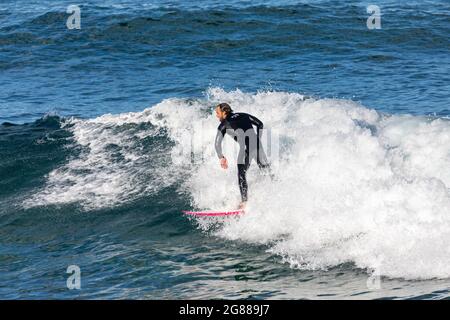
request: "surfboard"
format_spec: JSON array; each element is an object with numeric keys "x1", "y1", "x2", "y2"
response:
[{"x1": 182, "y1": 209, "x2": 245, "y2": 217}]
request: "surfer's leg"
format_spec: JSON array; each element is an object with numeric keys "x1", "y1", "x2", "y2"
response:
[
  {"x1": 237, "y1": 164, "x2": 248, "y2": 202},
  {"x1": 237, "y1": 147, "x2": 251, "y2": 202}
]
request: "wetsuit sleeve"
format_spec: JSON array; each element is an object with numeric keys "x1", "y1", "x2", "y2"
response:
[
  {"x1": 215, "y1": 124, "x2": 226, "y2": 159},
  {"x1": 248, "y1": 113, "x2": 264, "y2": 134}
]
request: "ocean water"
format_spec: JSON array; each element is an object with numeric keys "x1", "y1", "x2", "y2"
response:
[{"x1": 0, "y1": 0, "x2": 449, "y2": 299}]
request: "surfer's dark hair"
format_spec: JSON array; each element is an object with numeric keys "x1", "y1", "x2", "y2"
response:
[{"x1": 217, "y1": 103, "x2": 233, "y2": 114}]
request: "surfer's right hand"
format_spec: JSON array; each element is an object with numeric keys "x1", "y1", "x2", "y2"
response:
[{"x1": 220, "y1": 156, "x2": 228, "y2": 169}]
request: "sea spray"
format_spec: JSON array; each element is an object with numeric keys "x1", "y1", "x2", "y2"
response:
[{"x1": 24, "y1": 88, "x2": 450, "y2": 280}]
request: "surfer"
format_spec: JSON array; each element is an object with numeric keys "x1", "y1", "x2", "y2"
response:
[{"x1": 214, "y1": 103, "x2": 272, "y2": 210}]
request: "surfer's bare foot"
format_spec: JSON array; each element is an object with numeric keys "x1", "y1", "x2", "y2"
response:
[{"x1": 238, "y1": 202, "x2": 246, "y2": 210}]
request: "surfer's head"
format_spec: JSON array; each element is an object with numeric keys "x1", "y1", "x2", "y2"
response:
[{"x1": 215, "y1": 103, "x2": 233, "y2": 121}]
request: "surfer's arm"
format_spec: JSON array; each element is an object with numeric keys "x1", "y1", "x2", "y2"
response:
[
  {"x1": 248, "y1": 114, "x2": 264, "y2": 136},
  {"x1": 215, "y1": 125, "x2": 226, "y2": 159}
]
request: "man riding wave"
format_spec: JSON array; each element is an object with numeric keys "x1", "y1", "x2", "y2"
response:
[{"x1": 214, "y1": 103, "x2": 272, "y2": 210}]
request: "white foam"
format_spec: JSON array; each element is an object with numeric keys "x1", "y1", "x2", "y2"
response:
[
  {"x1": 24, "y1": 98, "x2": 208, "y2": 210},
  {"x1": 192, "y1": 88, "x2": 450, "y2": 280},
  {"x1": 24, "y1": 87, "x2": 450, "y2": 279}
]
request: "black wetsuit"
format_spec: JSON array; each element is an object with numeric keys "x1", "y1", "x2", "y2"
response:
[{"x1": 215, "y1": 112, "x2": 271, "y2": 202}]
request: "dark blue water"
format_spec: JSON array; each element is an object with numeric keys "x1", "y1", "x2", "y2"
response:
[
  {"x1": 0, "y1": 0, "x2": 449, "y2": 299},
  {"x1": 1, "y1": 0, "x2": 449, "y2": 124}
]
